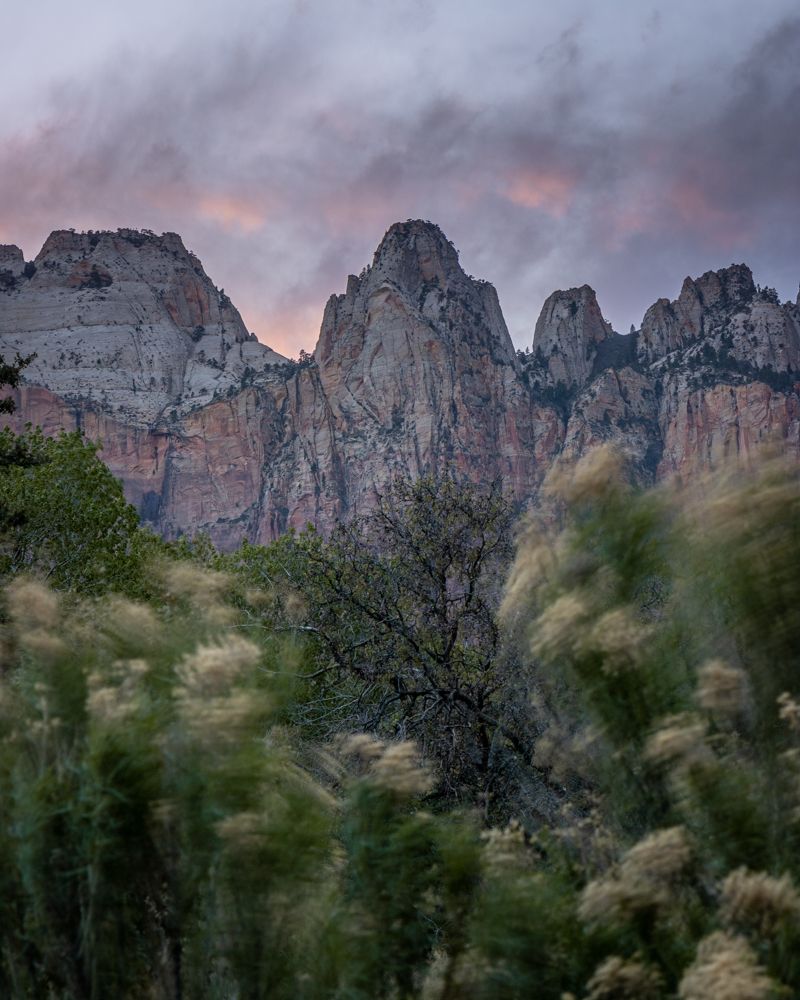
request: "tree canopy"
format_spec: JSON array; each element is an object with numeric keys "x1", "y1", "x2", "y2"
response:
[{"x1": 223, "y1": 473, "x2": 529, "y2": 801}]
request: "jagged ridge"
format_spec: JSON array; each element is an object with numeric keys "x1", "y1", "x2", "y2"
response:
[{"x1": 1, "y1": 222, "x2": 799, "y2": 547}]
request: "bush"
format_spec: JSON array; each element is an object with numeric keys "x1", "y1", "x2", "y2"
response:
[{"x1": 500, "y1": 446, "x2": 800, "y2": 996}]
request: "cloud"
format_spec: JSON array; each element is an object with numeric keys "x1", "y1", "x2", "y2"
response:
[
  {"x1": 503, "y1": 169, "x2": 576, "y2": 216},
  {"x1": 196, "y1": 195, "x2": 270, "y2": 234},
  {"x1": 0, "y1": 2, "x2": 797, "y2": 353}
]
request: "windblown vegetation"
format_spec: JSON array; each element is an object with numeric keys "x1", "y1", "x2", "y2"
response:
[{"x1": 1, "y1": 409, "x2": 799, "y2": 998}]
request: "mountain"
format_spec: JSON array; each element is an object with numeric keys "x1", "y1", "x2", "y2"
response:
[{"x1": 1, "y1": 221, "x2": 799, "y2": 546}]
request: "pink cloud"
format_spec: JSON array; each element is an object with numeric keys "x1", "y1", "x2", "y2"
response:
[
  {"x1": 197, "y1": 194, "x2": 268, "y2": 234},
  {"x1": 503, "y1": 168, "x2": 575, "y2": 216},
  {"x1": 319, "y1": 188, "x2": 406, "y2": 233},
  {"x1": 239, "y1": 300, "x2": 321, "y2": 358}
]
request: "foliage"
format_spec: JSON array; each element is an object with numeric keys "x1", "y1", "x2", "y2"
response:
[
  {"x1": 0, "y1": 571, "x2": 331, "y2": 999},
  {"x1": 0, "y1": 351, "x2": 34, "y2": 416},
  {"x1": 500, "y1": 445, "x2": 800, "y2": 996},
  {"x1": 0, "y1": 572, "x2": 488, "y2": 1000},
  {"x1": 0, "y1": 427, "x2": 162, "y2": 596},
  {"x1": 221, "y1": 474, "x2": 527, "y2": 803},
  {"x1": 1, "y1": 442, "x2": 800, "y2": 997}
]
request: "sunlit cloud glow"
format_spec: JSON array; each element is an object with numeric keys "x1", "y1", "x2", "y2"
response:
[
  {"x1": 503, "y1": 169, "x2": 575, "y2": 216},
  {"x1": 197, "y1": 194, "x2": 268, "y2": 234}
]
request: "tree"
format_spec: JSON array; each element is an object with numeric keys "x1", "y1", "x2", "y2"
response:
[
  {"x1": 0, "y1": 353, "x2": 39, "y2": 475},
  {"x1": 228, "y1": 473, "x2": 524, "y2": 801},
  {"x1": 0, "y1": 351, "x2": 34, "y2": 416},
  {"x1": 0, "y1": 353, "x2": 46, "y2": 536},
  {"x1": 3, "y1": 447, "x2": 800, "y2": 997},
  {"x1": 0, "y1": 427, "x2": 161, "y2": 595}
]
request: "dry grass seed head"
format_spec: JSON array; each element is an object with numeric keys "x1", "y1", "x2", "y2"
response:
[
  {"x1": 481, "y1": 819, "x2": 528, "y2": 872},
  {"x1": 371, "y1": 741, "x2": 433, "y2": 797},
  {"x1": 162, "y1": 561, "x2": 228, "y2": 601},
  {"x1": 87, "y1": 685, "x2": 137, "y2": 725},
  {"x1": 697, "y1": 659, "x2": 748, "y2": 717},
  {"x1": 5, "y1": 578, "x2": 59, "y2": 631},
  {"x1": 499, "y1": 526, "x2": 557, "y2": 621},
  {"x1": 283, "y1": 589, "x2": 306, "y2": 620},
  {"x1": 579, "y1": 826, "x2": 691, "y2": 926},
  {"x1": 586, "y1": 606, "x2": 650, "y2": 674},
  {"x1": 531, "y1": 591, "x2": 592, "y2": 660},
  {"x1": 544, "y1": 445, "x2": 627, "y2": 506},
  {"x1": 621, "y1": 826, "x2": 692, "y2": 882},
  {"x1": 699, "y1": 463, "x2": 797, "y2": 544},
  {"x1": 585, "y1": 955, "x2": 663, "y2": 1000},
  {"x1": 244, "y1": 587, "x2": 274, "y2": 609},
  {"x1": 19, "y1": 630, "x2": 68, "y2": 662},
  {"x1": 215, "y1": 811, "x2": 264, "y2": 850},
  {"x1": 579, "y1": 874, "x2": 665, "y2": 926},
  {"x1": 105, "y1": 597, "x2": 161, "y2": 648},
  {"x1": 645, "y1": 714, "x2": 708, "y2": 768},
  {"x1": 338, "y1": 732, "x2": 386, "y2": 766},
  {"x1": 177, "y1": 690, "x2": 263, "y2": 738},
  {"x1": 162, "y1": 562, "x2": 235, "y2": 623},
  {"x1": 777, "y1": 692, "x2": 800, "y2": 733},
  {"x1": 678, "y1": 931, "x2": 775, "y2": 1000},
  {"x1": 720, "y1": 867, "x2": 800, "y2": 935},
  {"x1": 86, "y1": 659, "x2": 150, "y2": 725},
  {"x1": 176, "y1": 635, "x2": 261, "y2": 696}
]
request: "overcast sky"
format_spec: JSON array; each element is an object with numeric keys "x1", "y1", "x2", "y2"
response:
[{"x1": 2, "y1": 0, "x2": 798, "y2": 356}]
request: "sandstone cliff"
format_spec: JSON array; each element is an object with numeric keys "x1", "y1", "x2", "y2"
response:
[
  {"x1": 1, "y1": 221, "x2": 798, "y2": 546},
  {"x1": 0, "y1": 228, "x2": 286, "y2": 427},
  {"x1": 531, "y1": 284, "x2": 613, "y2": 391}
]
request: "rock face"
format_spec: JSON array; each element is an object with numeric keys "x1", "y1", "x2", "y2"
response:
[
  {"x1": 637, "y1": 264, "x2": 800, "y2": 373},
  {"x1": 1, "y1": 221, "x2": 798, "y2": 547},
  {"x1": 531, "y1": 285, "x2": 613, "y2": 390},
  {"x1": 0, "y1": 228, "x2": 286, "y2": 428},
  {"x1": 312, "y1": 221, "x2": 536, "y2": 505}
]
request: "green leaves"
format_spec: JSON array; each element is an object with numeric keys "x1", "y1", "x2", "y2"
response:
[
  {"x1": 0, "y1": 350, "x2": 34, "y2": 415},
  {"x1": 3, "y1": 432, "x2": 800, "y2": 997},
  {"x1": 0, "y1": 427, "x2": 163, "y2": 595}
]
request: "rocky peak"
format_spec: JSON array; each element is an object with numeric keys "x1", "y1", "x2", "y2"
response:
[
  {"x1": 0, "y1": 227, "x2": 286, "y2": 427},
  {"x1": 316, "y1": 220, "x2": 517, "y2": 370},
  {"x1": 32, "y1": 228, "x2": 252, "y2": 345},
  {"x1": 0, "y1": 246, "x2": 28, "y2": 291},
  {"x1": 369, "y1": 219, "x2": 462, "y2": 288},
  {"x1": 636, "y1": 262, "x2": 799, "y2": 371},
  {"x1": 679, "y1": 263, "x2": 756, "y2": 314},
  {"x1": 531, "y1": 285, "x2": 613, "y2": 390},
  {"x1": 666, "y1": 264, "x2": 756, "y2": 345},
  {"x1": 303, "y1": 221, "x2": 526, "y2": 505}
]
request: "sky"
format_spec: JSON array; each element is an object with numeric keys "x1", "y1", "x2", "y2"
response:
[{"x1": 2, "y1": 0, "x2": 798, "y2": 357}]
